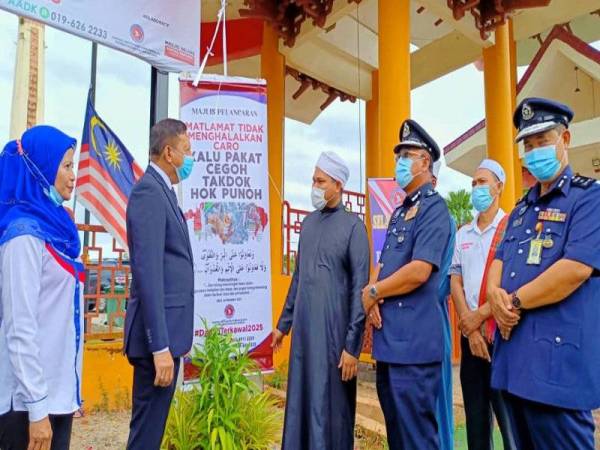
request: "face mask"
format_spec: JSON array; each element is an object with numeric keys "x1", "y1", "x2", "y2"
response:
[
  {"x1": 311, "y1": 187, "x2": 328, "y2": 210},
  {"x1": 46, "y1": 186, "x2": 65, "y2": 207},
  {"x1": 471, "y1": 185, "x2": 494, "y2": 212},
  {"x1": 395, "y1": 157, "x2": 415, "y2": 189},
  {"x1": 523, "y1": 140, "x2": 562, "y2": 182},
  {"x1": 174, "y1": 155, "x2": 194, "y2": 182}
]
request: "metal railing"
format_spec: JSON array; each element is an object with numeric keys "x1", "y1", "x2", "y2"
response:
[
  {"x1": 282, "y1": 190, "x2": 367, "y2": 275},
  {"x1": 78, "y1": 193, "x2": 461, "y2": 362},
  {"x1": 79, "y1": 224, "x2": 129, "y2": 342},
  {"x1": 281, "y1": 192, "x2": 462, "y2": 363}
]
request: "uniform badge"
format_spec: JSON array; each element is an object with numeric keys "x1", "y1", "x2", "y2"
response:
[
  {"x1": 518, "y1": 205, "x2": 528, "y2": 216},
  {"x1": 512, "y1": 217, "x2": 523, "y2": 227},
  {"x1": 538, "y1": 208, "x2": 566, "y2": 222},
  {"x1": 402, "y1": 123, "x2": 410, "y2": 139},
  {"x1": 542, "y1": 237, "x2": 554, "y2": 249},
  {"x1": 397, "y1": 234, "x2": 405, "y2": 243},
  {"x1": 522, "y1": 103, "x2": 534, "y2": 121}
]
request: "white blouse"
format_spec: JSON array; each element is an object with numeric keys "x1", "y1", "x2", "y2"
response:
[{"x1": 0, "y1": 235, "x2": 84, "y2": 421}]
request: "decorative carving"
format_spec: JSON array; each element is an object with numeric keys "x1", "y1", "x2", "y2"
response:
[
  {"x1": 447, "y1": 0, "x2": 551, "y2": 39},
  {"x1": 240, "y1": 0, "x2": 362, "y2": 47},
  {"x1": 286, "y1": 67, "x2": 356, "y2": 111}
]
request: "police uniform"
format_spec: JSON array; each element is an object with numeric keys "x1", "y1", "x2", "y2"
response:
[
  {"x1": 491, "y1": 98, "x2": 600, "y2": 449},
  {"x1": 373, "y1": 120, "x2": 452, "y2": 450}
]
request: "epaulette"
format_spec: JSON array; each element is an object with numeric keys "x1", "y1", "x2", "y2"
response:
[{"x1": 571, "y1": 175, "x2": 596, "y2": 189}]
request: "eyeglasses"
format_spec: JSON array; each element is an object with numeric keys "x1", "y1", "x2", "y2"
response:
[{"x1": 394, "y1": 150, "x2": 426, "y2": 162}]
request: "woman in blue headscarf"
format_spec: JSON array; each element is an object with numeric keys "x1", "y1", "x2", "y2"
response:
[{"x1": 0, "y1": 125, "x2": 83, "y2": 450}]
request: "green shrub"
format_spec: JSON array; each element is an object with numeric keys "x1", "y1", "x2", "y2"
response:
[
  {"x1": 263, "y1": 361, "x2": 289, "y2": 390},
  {"x1": 162, "y1": 325, "x2": 282, "y2": 450}
]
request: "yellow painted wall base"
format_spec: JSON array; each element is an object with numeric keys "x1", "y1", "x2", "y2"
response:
[
  {"x1": 82, "y1": 341, "x2": 133, "y2": 412},
  {"x1": 272, "y1": 273, "x2": 292, "y2": 369}
]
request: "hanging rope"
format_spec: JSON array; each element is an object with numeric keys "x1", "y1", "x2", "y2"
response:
[
  {"x1": 222, "y1": 0, "x2": 228, "y2": 76},
  {"x1": 193, "y1": 0, "x2": 228, "y2": 86},
  {"x1": 356, "y1": 2, "x2": 364, "y2": 193}
]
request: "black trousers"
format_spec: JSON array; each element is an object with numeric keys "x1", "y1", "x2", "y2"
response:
[
  {"x1": 0, "y1": 409, "x2": 73, "y2": 450},
  {"x1": 460, "y1": 336, "x2": 516, "y2": 450},
  {"x1": 126, "y1": 356, "x2": 180, "y2": 450}
]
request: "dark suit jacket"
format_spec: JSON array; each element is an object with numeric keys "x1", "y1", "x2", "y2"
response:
[{"x1": 124, "y1": 165, "x2": 194, "y2": 358}]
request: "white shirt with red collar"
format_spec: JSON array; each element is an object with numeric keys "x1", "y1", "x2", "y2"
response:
[
  {"x1": 450, "y1": 208, "x2": 506, "y2": 311},
  {"x1": 0, "y1": 235, "x2": 84, "y2": 421}
]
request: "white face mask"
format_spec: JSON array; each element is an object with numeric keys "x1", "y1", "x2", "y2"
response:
[{"x1": 311, "y1": 187, "x2": 328, "y2": 210}]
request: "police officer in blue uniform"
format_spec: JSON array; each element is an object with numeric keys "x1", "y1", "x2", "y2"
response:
[
  {"x1": 488, "y1": 97, "x2": 600, "y2": 449},
  {"x1": 362, "y1": 119, "x2": 452, "y2": 450}
]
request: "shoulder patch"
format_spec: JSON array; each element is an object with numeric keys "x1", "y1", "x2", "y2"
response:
[{"x1": 571, "y1": 175, "x2": 596, "y2": 189}]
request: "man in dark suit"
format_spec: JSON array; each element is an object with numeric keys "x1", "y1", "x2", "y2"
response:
[{"x1": 124, "y1": 118, "x2": 195, "y2": 449}]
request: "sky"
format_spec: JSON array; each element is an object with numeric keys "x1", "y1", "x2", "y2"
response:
[
  {"x1": 4, "y1": 10, "x2": 593, "y2": 218},
  {"x1": 0, "y1": 9, "x2": 475, "y2": 215}
]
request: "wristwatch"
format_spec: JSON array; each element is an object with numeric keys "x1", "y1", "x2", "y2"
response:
[
  {"x1": 369, "y1": 284, "x2": 378, "y2": 299},
  {"x1": 511, "y1": 291, "x2": 522, "y2": 310}
]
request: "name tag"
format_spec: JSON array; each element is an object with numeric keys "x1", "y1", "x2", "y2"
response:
[{"x1": 527, "y1": 239, "x2": 543, "y2": 265}]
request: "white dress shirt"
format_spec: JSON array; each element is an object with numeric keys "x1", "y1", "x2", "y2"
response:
[
  {"x1": 0, "y1": 235, "x2": 84, "y2": 421},
  {"x1": 450, "y1": 209, "x2": 506, "y2": 311},
  {"x1": 150, "y1": 161, "x2": 173, "y2": 190}
]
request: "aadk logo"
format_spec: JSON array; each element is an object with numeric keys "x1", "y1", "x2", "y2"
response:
[
  {"x1": 224, "y1": 304, "x2": 235, "y2": 319},
  {"x1": 130, "y1": 24, "x2": 144, "y2": 43}
]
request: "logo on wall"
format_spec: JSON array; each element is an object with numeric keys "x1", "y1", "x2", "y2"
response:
[
  {"x1": 225, "y1": 304, "x2": 235, "y2": 319},
  {"x1": 130, "y1": 24, "x2": 144, "y2": 43}
]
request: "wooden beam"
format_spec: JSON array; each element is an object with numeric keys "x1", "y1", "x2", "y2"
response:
[
  {"x1": 414, "y1": 0, "x2": 494, "y2": 47},
  {"x1": 279, "y1": 0, "x2": 361, "y2": 53}
]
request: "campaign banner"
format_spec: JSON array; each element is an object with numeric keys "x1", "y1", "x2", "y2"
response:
[
  {"x1": 1, "y1": 0, "x2": 200, "y2": 72},
  {"x1": 367, "y1": 179, "x2": 405, "y2": 264},
  {"x1": 180, "y1": 76, "x2": 272, "y2": 380}
]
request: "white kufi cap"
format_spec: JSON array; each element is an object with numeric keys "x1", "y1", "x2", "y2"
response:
[
  {"x1": 315, "y1": 151, "x2": 350, "y2": 186},
  {"x1": 478, "y1": 159, "x2": 506, "y2": 184}
]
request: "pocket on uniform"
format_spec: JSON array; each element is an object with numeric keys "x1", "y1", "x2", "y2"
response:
[
  {"x1": 388, "y1": 300, "x2": 415, "y2": 342},
  {"x1": 500, "y1": 235, "x2": 518, "y2": 261},
  {"x1": 392, "y1": 224, "x2": 415, "y2": 251},
  {"x1": 540, "y1": 223, "x2": 564, "y2": 260},
  {"x1": 531, "y1": 320, "x2": 581, "y2": 387}
]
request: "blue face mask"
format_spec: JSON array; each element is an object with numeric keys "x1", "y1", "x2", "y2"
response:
[
  {"x1": 523, "y1": 144, "x2": 562, "y2": 182},
  {"x1": 471, "y1": 185, "x2": 494, "y2": 212},
  {"x1": 395, "y1": 157, "x2": 415, "y2": 189},
  {"x1": 175, "y1": 155, "x2": 194, "y2": 182},
  {"x1": 47, "y1": 186, "x2": 65, "y2": 207}
]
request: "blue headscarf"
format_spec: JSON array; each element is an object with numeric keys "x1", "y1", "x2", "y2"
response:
[{"x1": 0, "y1": 125, "x2": 81, "y2": 258}]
